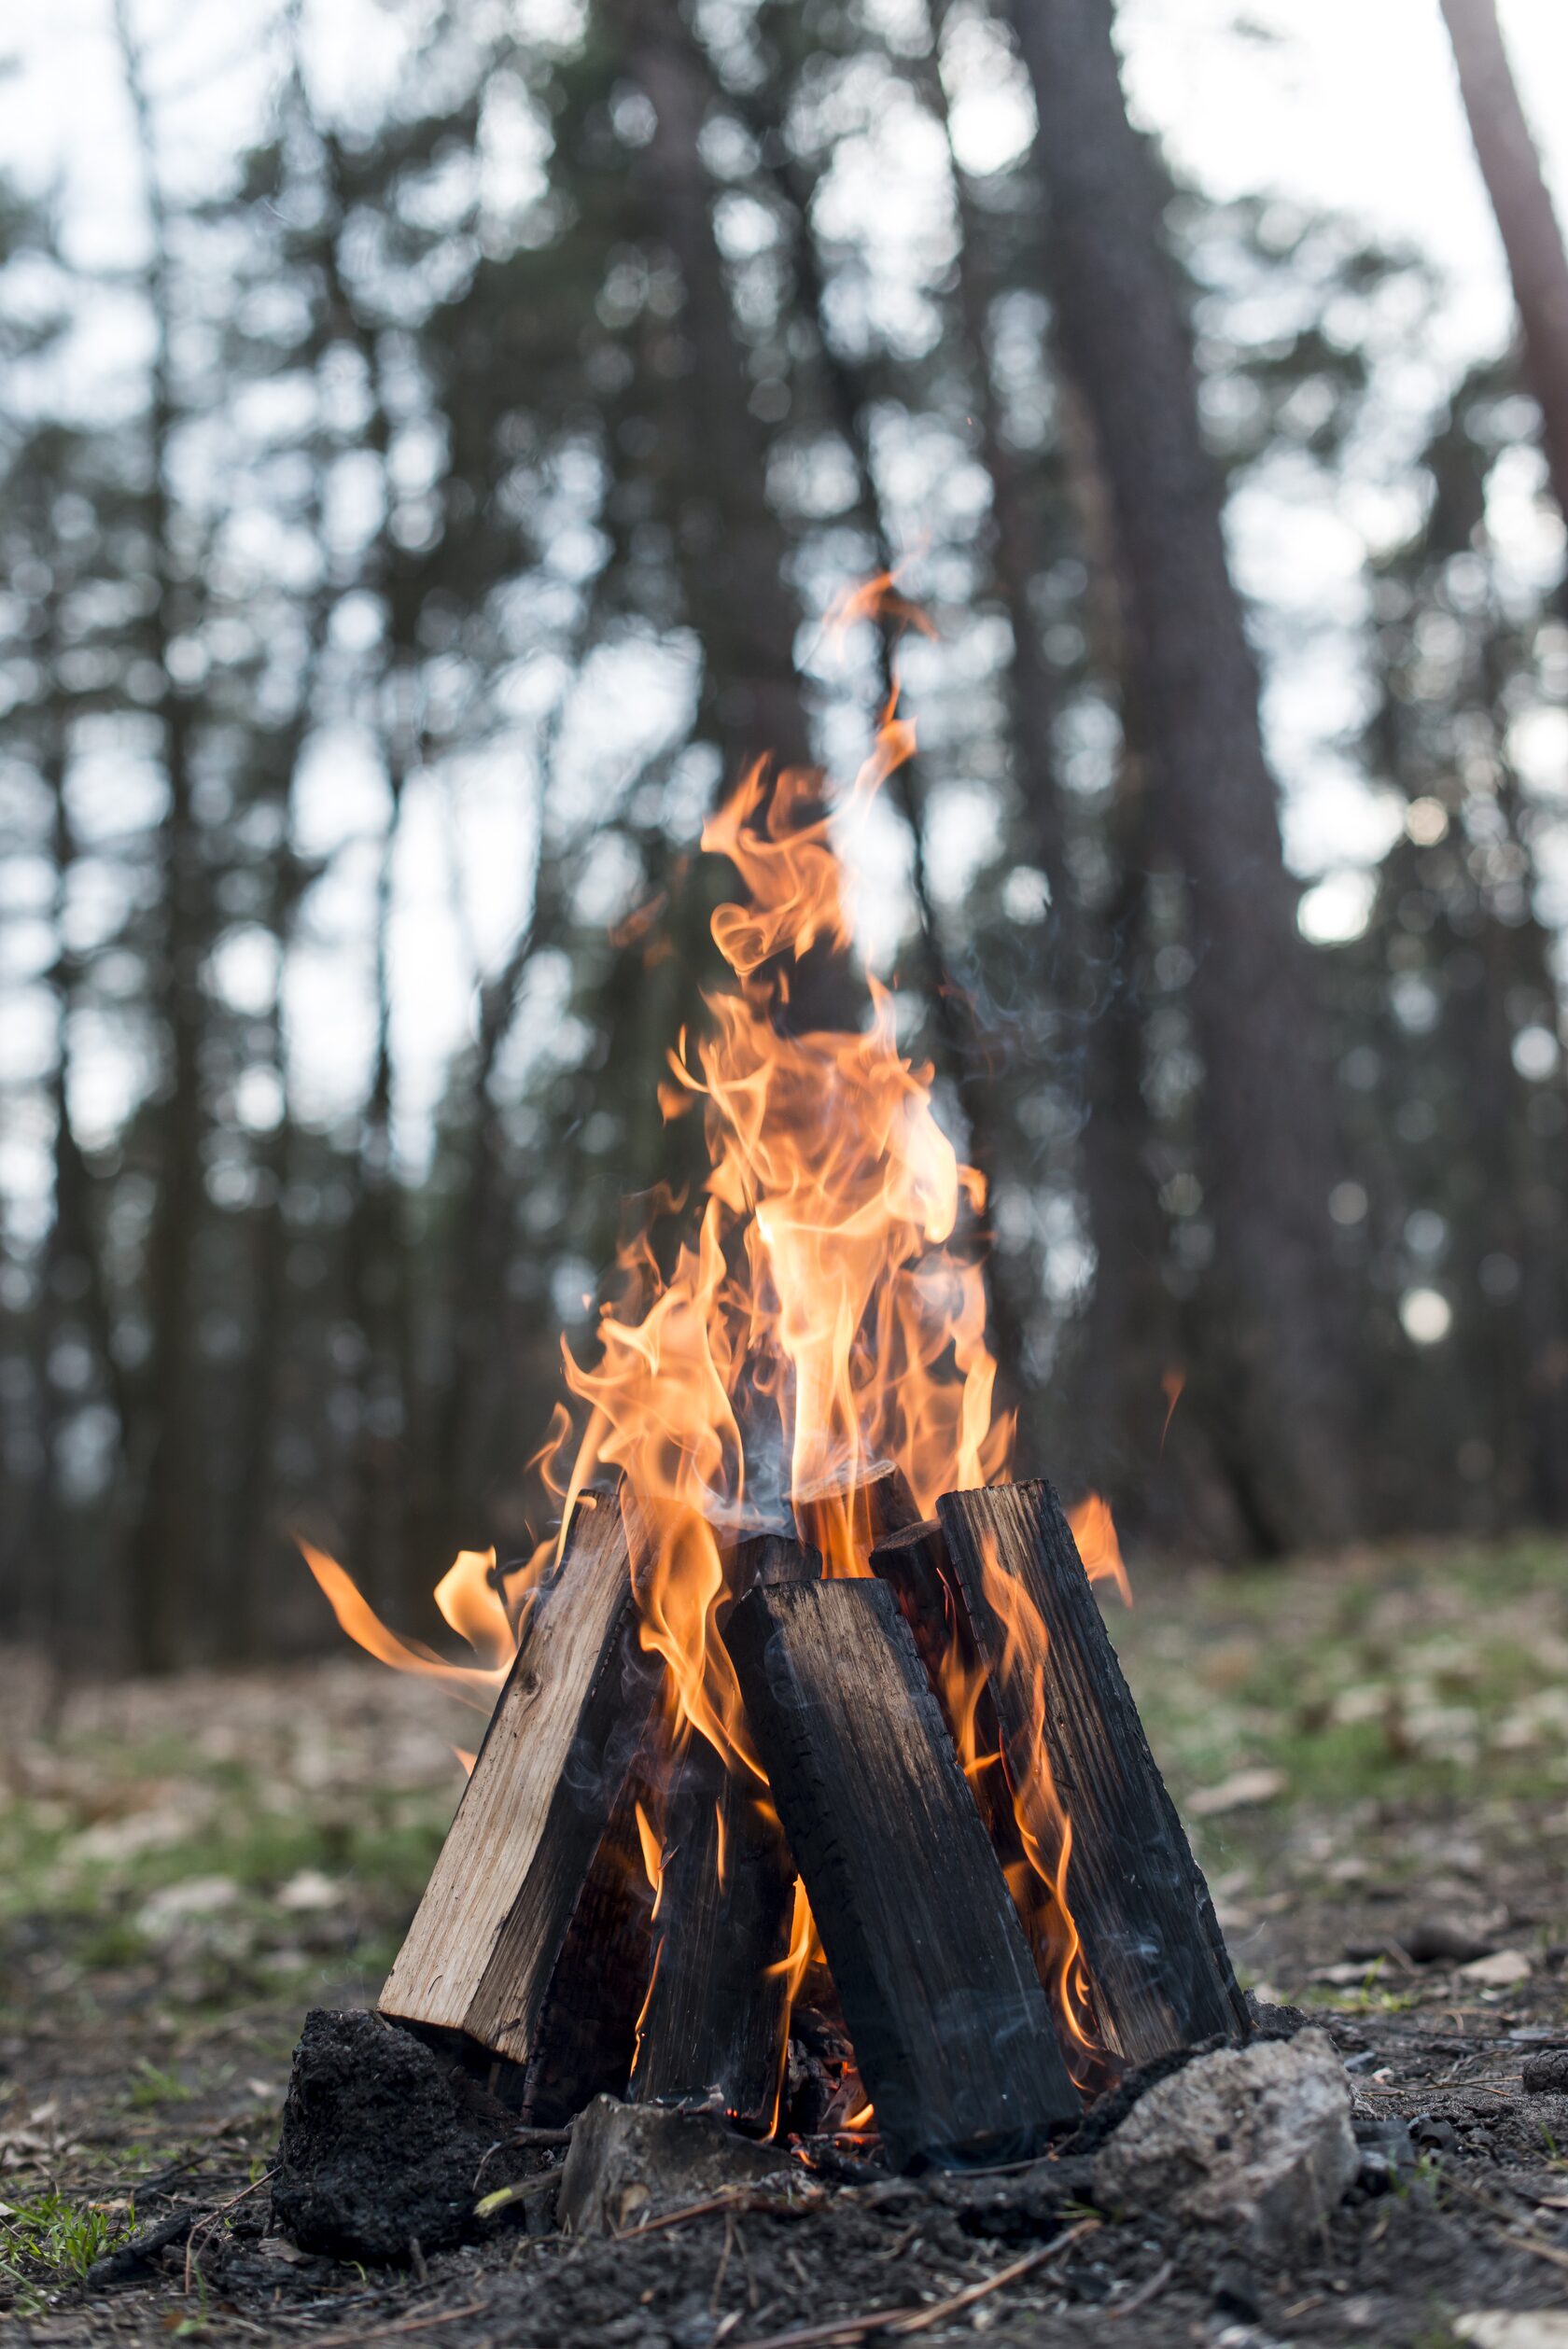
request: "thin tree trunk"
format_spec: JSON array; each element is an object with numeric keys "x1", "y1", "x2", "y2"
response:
[
  {"x1": 615, "y1": 0, "x2": 813, "y2": 783},
  {"x1": 731, "y1": 49, "x2": 1030, "y2": 1413},
  {"x1": 1439, "y1": 0, "x2": 1568, "y2": 530},
  {"x1": 1006, "y1": 0, "x2": 1360, "y2": 1546},
  {"x1": 116, "y1": 0, "x2": 210, "y2": 1667}
]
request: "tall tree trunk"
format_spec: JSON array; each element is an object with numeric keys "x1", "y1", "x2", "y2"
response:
[
  {"x1": 1006, "y1": 0, "x2": 1360, "y2": 1547},
  {"x1": 732, "y1": 41, "x2": 1030, "y2": 1415},
  {"x1": 116, "y1": 0, "x2": 210, "y2": 1667},
  {"x1": 614, "y1": 0, "x2": 870, "y2": 1063},
  {"x1": 1439, "y1": 0, "x2": 1568, "y2": 530},
  {"x1": 616, "y1": 0, "x2": 813, "y2": 784}
]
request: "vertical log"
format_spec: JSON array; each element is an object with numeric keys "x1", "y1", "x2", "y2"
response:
[
  {"x1": 629, "y1": 1536, "x2": 819, "y2": 2131},
  {"x1": 870, "y1": 1517, "x2": 1094, "y2": 2063},
  {"x1": 521, "y1": 1755, "x2": 658, "y2": 2124},
  {"x1": 937, "y1": 1480, "x2": 1249, "y2": 2067},
  {"x1": 726, "y1": 1575, "x2": 1081, "y2": 2169}
]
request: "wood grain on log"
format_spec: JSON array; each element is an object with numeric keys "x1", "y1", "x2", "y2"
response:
[
  {"x1": 936, "y1": 1479, "x2": 1249, "y2": 2068},
  {"x1": 725, "y1": 1574, "x2": 1082, "y2": 2170},
  {"x1": 380, "y1": 1488, "x2": 658, "y2": 2065}
]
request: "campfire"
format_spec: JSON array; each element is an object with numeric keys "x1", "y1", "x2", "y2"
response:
[{"x1": 303, "y1": 618, "x2": 1247, "y2": 2174}]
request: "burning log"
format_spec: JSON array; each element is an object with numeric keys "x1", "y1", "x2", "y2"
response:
[
  {"x1": 380, "y1": 1488, "x2": 660, "y2": 2068},
  {"x1": 936, "y1": 1479, "x2": 1250, "y2": 2068},
  {"x1": 725, "y1": 1573, "x2": 1082, "y2": 2170},
  {"x1": 794, "y1": 1461, "x2": 919, "y2": 1567},
  {"x1": 520, "y1": 1758, "x2": 657, "y2": 2122},
  {"x1": 628, "y1": 1536, "x2": 821, "y2": 2132},
  {"x1": 870, "y1": 1516, "x2": 1050, "y2": 1936}
]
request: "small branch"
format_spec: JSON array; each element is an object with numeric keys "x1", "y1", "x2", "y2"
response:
[
  {"x1": 183, "y1": 2166, "x2": 278, "y2": 2295},
  {"x1": 1106, "y1": 2256, "x2": 1175, "y2": 2318},
  {"x1": 728, "y1": 2217, "x2": 1099, "y2": 2349},
  {"x1": 612, "y1": 2182, "x2": 826, "y2": 2242},
  {"x1": 473, "y1": 2174, "x2": 561, "y2": 2219},
  {"x1": 302, "y1": 2299, "x2": 489, "y2": 2349}
]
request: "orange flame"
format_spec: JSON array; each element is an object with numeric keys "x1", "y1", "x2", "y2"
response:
[
  {"x1": 975, "y1": 1529, "x2": 1097, "y2": 2071},
  {"x1": 1068, "y1": 1495, "x2": 1130, "y2": 1608},
  {"x1": 303, "y1": 595, "x2": 1119, "y2": 2102}
]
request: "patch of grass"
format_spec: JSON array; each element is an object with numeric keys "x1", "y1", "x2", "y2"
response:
[
  {"x1": 126, "y1": 2059, "x2": 192, "y2": 2109},
  {"x1": 0, "y1": 2188, "x2": 130, "y2": 2304},
  {"x1": 1113, "y1": 1532, "x2": 1568, "y2": 1829}
]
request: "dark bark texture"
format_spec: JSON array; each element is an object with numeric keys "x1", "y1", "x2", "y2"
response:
[{"x1": 1007, "y1": 0, "x2": 1359, "y2": 1546}]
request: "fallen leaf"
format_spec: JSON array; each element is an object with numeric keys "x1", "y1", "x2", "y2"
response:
[
  {"x1": 1458, "y1": 1949, "x2": 1533, "y2": 1987},
  {"x1": 1457, "y1": 2315, "x2": 1568, "y2": 2349},
  {"x1": 1188, "y1": 1768, "x2": 1288, "y2": 1817}
]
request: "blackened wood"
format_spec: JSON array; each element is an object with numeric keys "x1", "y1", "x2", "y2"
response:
[
  {"x1": 380, "y1": 1488, "x2": 660, "y2": 2066},
  {"x1": 726, "y1": 1575, "x2": 1081, "y2": 2170},
  {"x1": 937, "y1": 1479, "x2": 1250, "y2": 2067},
  {"x1": 631, "y1": 1534, "x2": 818, "y2": 2131},
  {"x1": 871, "y1": 1521, "x2": 1033, "y2": 1867},
  {"x1": 628, "y1": 1744, "x2": 795, "y2": 2130},
  {"x1": 868, "y1": 1517, "x2": 958, "y2": 1693},
  {"x1": 794, "y1": 1461, "x2": 919, "y2": 1566},
  {"x1": 521, "y1": 1755, "x2": 657, "y2": 2123},
  {"x1": 724, "y1": 1530, "x2": 823, "y2": 1600},
  {"x1": 870, "y1": 1517, "x2": 1093, "y2": 2058}
]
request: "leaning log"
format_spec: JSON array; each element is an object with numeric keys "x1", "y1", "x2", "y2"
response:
[
  {"x1": 629, "y1": 1534, "x2": 819, "y2": 2131},
  {"x1": 936, "y1": 1479, "x2": 1250, "y2": 2068},
  {"x1": 520, "y1": 1754, "x2": 657, "y2": 2122},
  {"x1": 726, "y1": 1574, "x2": 1082, "y2": 2169},
  {"x1": 380, "y1": 1488, "x2": 659, "y2": 2067}
]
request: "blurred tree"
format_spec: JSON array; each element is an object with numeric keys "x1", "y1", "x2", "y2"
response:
[
  {"x1": 4, "y1": 0, "x2": 1567, "y2": 1667},
  {"x1": 1439, "y1": 0, "x2": 1568, "y2": 534},
  {"x1": 1004, "y1": 0, "x2": 1361, "y2": 1550}
]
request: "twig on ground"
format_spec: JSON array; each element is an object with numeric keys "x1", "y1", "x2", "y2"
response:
[
  {"x1": 1440, "y1": 2171, "x2": 1568, "y2": 2272},
  {"x1": 1106, "y1": 2256, "x2": 1174, "y2": 2318},
  {"x1": 710, "y1": 2207, "x2": 737, "y2": 2314},
  {"x1": 474, "y1": 2172, "x2": 561, "y2": 2218},
  {"x1": 183, "y1": 2165, "x2": 278, "y2": 2294},
  {"x1": 612, "y1": 2182, "x2": 825, "y2": 2241},
  {"x1": 727, "y1": 2216, "x2": 1099, "y2": 2349},
  {"x1": 295, "y1": 2297, "x2": 489, "y2": 2349}
]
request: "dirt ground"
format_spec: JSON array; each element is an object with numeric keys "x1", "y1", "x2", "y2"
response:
[{"x1": 6, "y1": 1533, "x2": 1568, "y2": 2347}]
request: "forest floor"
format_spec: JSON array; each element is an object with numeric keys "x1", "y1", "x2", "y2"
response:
[{"x1": 6, "y1": 1534, "x2": 1568, "y2": 2347}]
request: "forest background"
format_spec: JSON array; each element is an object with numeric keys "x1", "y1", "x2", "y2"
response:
[{"x1": 2, "y1": 0, "x2": 1566, "y2": 1672}]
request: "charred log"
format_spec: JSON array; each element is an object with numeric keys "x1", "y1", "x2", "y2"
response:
[
  {"x1": 936, "y1": 1479, "x2": 1249, "y2": 2068},
  {"x1": 725, "y1": 1573, "x2": 1082, "y2": 2169}
]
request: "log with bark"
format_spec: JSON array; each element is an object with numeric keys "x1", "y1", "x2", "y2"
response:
[
  {"x1": 725, "y1": 1573, "x2": 1082, "y2": 2169},
  {"x1": 936, "y1": 1479, "x2": 1250, "y2": 2068},
  {"x1": 380, "y1": 1488, "x2": 659, "y2": 2068}
]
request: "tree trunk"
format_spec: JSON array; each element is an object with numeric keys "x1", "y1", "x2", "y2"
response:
[
  {"x1": 1439, "y1": 0, "x2": 1568, "y2": 530},
  {"x1": 733, "y1": 44, "x2": 1029, "y2": 1414},
  {"x1": 1006, "y1": 0, "x2": 1360, "y2": 1546},
  {"x1": 615, "y1": 0, "x2": 813, "y2": 782},
  {"x1": 116, "y1": 0, "x2": 210, "y2": 1669}
]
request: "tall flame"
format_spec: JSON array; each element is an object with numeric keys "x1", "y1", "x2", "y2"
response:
[{"x1": 301, "y1": 582, "x2": 1127, "y2": 2104}]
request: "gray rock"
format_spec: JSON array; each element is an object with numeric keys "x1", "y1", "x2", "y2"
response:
[
  {"x1": 1521, "y1": 2048, "x2": 1568, "y2": 2094},
  {"x1": 557, "y1": 2096, "x2": 792, "y2": 2237},
  {"x1": 1090, "y1": 2028, "x2": 1357, "y2": 2257}
]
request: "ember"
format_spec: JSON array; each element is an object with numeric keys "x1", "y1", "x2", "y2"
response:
[{"x1": 303, "y1": 594, "x2": 1242, "y2": 2171}]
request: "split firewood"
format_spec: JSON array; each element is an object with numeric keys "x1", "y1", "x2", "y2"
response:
[
  {"x1": 631, "y1": 1535, "x2": 819, "y2": 2130},
  {"x1": 380, "y1": 1487, "x2": 660, "y2": 2067},
  {"x1": 726, "y1": 1574, "x2": 1082, "y2": 2169},
  {"x1": 937, "y1": 1479, "x2": 1250, "y2": 2067}
]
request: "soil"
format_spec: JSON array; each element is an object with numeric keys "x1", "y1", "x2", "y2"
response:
[{"x1": 6, "y1": 1535, "x2": 1568, "y2": 2346}]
